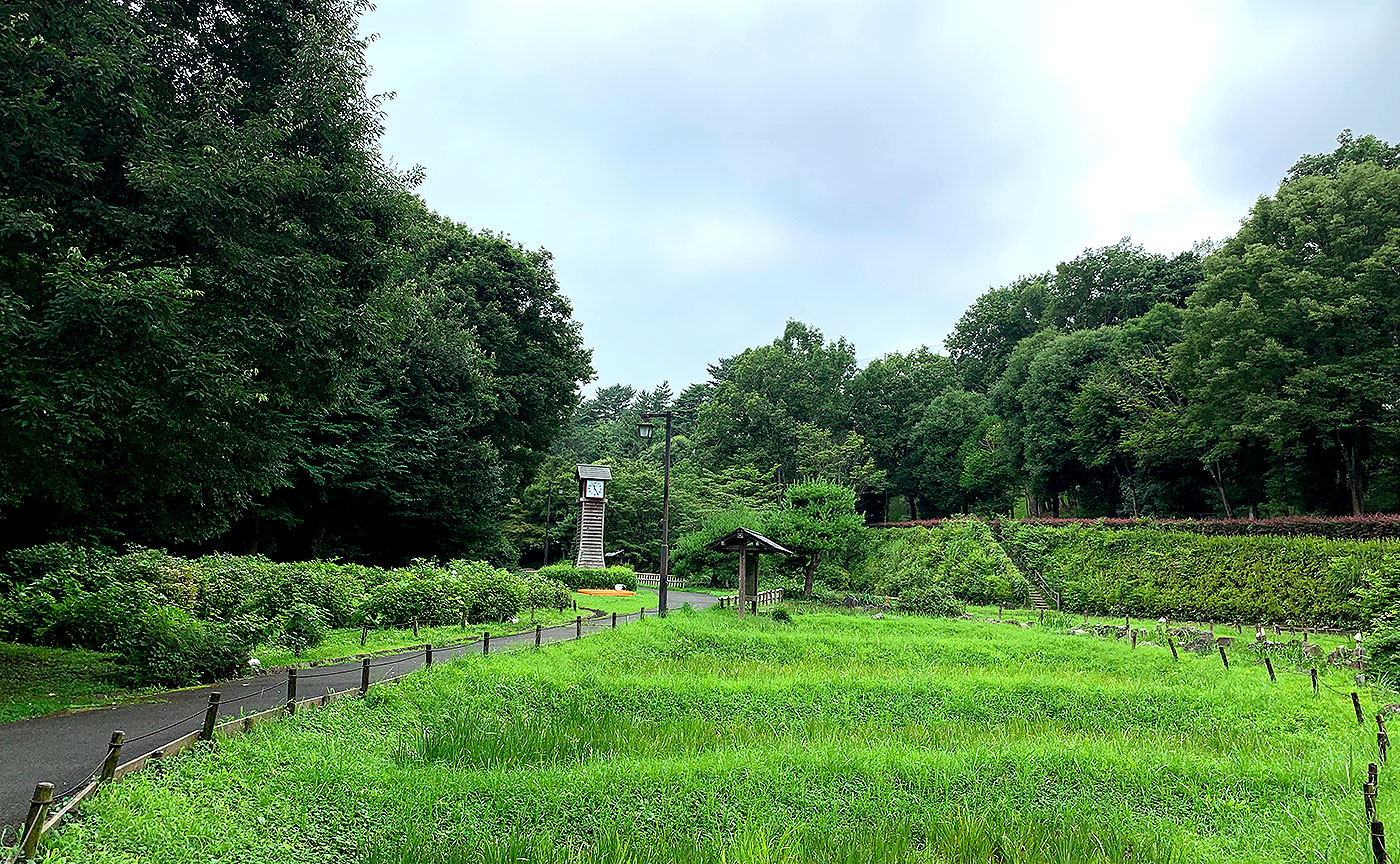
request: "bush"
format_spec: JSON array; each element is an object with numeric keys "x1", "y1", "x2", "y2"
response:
[
  {"x1": 861, "y1": 521, "x2": 1029, "y2": 606},
  {"x1": 109, "y1": 607, "x2": 253, "y2": 688},
  {"x1": 771, "y1": 607, "x2": 792, "y2": 623},
  {"x1": 899, "y1": 583, "x2": 964, "y2": 617},
  {"x1": 452, "y1": 560, "x2": 525, "y2": 624},
  {"x1": 535, "y1": 563, "x2": 637, "y2": 591},
  {"x1": 358, "y1": 568, "x2": 462, "y2": 627},
  {"x1": 41, "y1": 582, "x2": 164, "y2": 650},
  {"x1": 879, "y1": 515, "x2": 1400, "y2": 541},
  {"x1": 244, "y1": 560, "x2": 367, "y2": 627},
  {"x1": 271, "y1": 602, "x2": 327, "y2": 656},
  {"x1": 521, "y1": 572, "x2": 571, "y2": 613}
]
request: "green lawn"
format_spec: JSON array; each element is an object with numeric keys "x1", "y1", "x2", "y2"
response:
[
  {"x1": 0, "y1": 643, "x2": 156, "y2": 724},
  {"x1": 36, "y1": 606, "x2": 1393, "y2": 863}
]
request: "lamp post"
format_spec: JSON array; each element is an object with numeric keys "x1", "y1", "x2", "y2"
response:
[{"x1": 637, "y1": 412, "x2": 672, "y2": 617}]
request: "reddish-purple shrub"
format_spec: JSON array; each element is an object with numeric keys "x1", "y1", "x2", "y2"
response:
[{"x1": 873, "y1": 515, "x2": 1400, "y2": 542}]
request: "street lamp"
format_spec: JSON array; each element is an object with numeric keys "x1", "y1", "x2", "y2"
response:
[{"x1": 637, "y1": 412, "x2": 672, "y2": 617}]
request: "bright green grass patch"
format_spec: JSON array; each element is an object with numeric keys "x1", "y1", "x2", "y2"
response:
[
  {"x1": 569, "y1": 587, "x2": 658, "y2": 614},
  {"x1": 0, "y1": 643, "x2": 154, "y2": 723},
  {"x1": 38, "y1": 609, "x2": 1392, "y2": 863}
]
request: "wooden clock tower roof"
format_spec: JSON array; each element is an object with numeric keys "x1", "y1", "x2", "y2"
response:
[{"x1": 575, "y1": 464, "x2": 613, "y2": 481}]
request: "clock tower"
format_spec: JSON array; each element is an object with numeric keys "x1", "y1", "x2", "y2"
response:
[{"x1": 574, "y1": 464, "x2": 612, "y2": 568}]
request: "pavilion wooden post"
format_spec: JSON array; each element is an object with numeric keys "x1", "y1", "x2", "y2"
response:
[{"x1": 737, "y1": 545, "x2": 748, "y2": 619}]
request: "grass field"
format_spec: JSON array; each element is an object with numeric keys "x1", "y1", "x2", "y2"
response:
[{"x1": 37, "y1": 606, "x2": 1393, "y2": 863}]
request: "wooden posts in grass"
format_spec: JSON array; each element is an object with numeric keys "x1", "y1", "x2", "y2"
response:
[
  {"x1": 1264, "y1": 657, "x2": 1276, "y2": 682},
  {"x1": 1311, "y1": 668, "x2": 1319, "y2": 695},
  {"x1": 1218, "y1": 645, "x2": 1229, "y2": 669},
  {"x1": 572, "y1": 598, "x2": 578, "y2": 613},
  {"x1": 425, "y1": 643, "x2": 433, "y2": 668},
  {"x1": 100, "y1": 731, "x2": 125, "y2": 782},
  {"x1": 640, "y1": 606, "x2": 646, "y2": 621},
  {"x1": 1380, "y1": 715, "x2": 1390, "y2": 763},
  {"x1": 360, "y1": 658, "x2": 371, "y2": 695},
  {"x1": 286, "y1": 668, "x2": 298, "y2": 715},
  {"x1": 1131, "y1": 629, "x2": 1137, "y2": 649},
  {"x1": 1168, "y1": 638, "x2": 1179, "y2": 661},
  {"x1": 483, "y1": 632, "x2": 490, "y2": 655},
  {"x1": 200, "y1": 692, "x2": 221, "y2": 741},
  {"x1": 534, "y1": 624, "x2": 541, "y2": 648},
  {"x1": 612, "y1": 611, "x2": 617, "y2": 629},
  {"x1": 412, "y1": 618, "x2": 419, "y2": 638},
  {"x1": 575, "y1": 616, "x2": 582, "y2": 639},
  {"x1": 19, "y1": 782, "x2": 53, "y2": 861},
  {"x1": 1355, "y1": 692, "x2": 1367, "y2": 725},
  {"x1": 360, "y1": 623, "x2": 368, "y2": 647},
  {"x1": 1375, "y1": 821, "x2": 1388, "y2": 864}
]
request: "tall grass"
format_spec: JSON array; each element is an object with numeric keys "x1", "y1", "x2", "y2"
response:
[{"x1": 38, "y1": 608, "x2": 1390, "y2": 863}]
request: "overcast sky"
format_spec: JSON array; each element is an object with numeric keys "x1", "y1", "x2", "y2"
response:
[{"x1": 362, "y1": 0, "x2": 1400, "y2": 394}]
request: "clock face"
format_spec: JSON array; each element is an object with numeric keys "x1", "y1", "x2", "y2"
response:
[{"x1": 585, "y1": 479, "x2": 604, "y2": 498}]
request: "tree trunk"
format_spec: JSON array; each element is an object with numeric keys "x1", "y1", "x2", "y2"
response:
[
  {"x1": 804, "y1": 551, "x2": 819, "y2": 599},
  {"x1": 1339, "y1": 432, "x2": 1365, "y2": 516},
  {"x1": 906, "y1": 495, "x2": 918, "y2": 522},
  {"x1": 1207, "y1": 461, "x2": 1233, "y2": 518}
]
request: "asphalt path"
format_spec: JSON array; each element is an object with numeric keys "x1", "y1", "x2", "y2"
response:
[{"x1": 0, "y1": 589, "x2": 719, "y2": 837}]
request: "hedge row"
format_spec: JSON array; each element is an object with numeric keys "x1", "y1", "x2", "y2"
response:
[
  {"x1": 999, "y1": 523, "x2": 1400, "y2": 626},
  {"x1": 877, "y1": 515, "x2": 1400, "y2": 541},
  {"x1": 0, "y1": 545, "x2": 570, "y2": 687}
]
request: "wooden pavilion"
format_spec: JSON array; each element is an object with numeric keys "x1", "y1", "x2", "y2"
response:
[{"x1": 705, "y1": 527, "x2": 794, "y2": 617}]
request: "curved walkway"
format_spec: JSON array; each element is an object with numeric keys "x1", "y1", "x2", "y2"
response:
[{"x1": 0, "y1": 590, "x2": 719, "y2": 835}]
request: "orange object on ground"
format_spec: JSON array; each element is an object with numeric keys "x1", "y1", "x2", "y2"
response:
[{"x1": 577, "y1": 588, "x2": 636, "y2": 596}]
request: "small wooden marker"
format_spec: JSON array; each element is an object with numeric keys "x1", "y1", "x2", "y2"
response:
[
  {"x1": 360, "y1": 623, "x2": 368, "y2": 647},
  {"x1": 1131, "y1": 629, "x2": 1137, "y2": 649},
  {"x1": 612, "y1": 611, "x2": 617, "y2": 629},
  {"x1": 200, "y1": 692, "x2": 222, "y2": 741},
  {"x1": 1168, "y1": 637, "x2": 1179, "y2": 661},
  {"x1": 100, "y1": 730, "x2": 126, "y2": 781},
  {"x1": 535, "y1": 624, "x2": 542, "y2": 648},
  {"x1": 286, "y1": 668, "x2": 298, "y2": 715},
  {"x1": 483, "y1": 632, "x2": 490, "y2": 655},
  {"x1": 1264, "y1": 656, "x2": 1276, "y2": 682},
  {"x1": 19, "y1": 782, "x2": 54, "y2": 861},
  {"x1": 1355, "y1": 692, "x2": 1367, "y2": 725},
  {"x1": 1218, "y1": 645, "x2": 1229, "y2": 669},
  {"x1": 412, "y1": 618, "x2": 419, "y2": 638},
  {"x1": 360, "y1": 658, "x2": 371, "y2": 695},
  {"x1": 575, "y1": 616, "x2": 582, "y2": 639},
  {"x1": 425, "y1": 643, "x2": 433, "y2": 667},
  {"x1": 1311, "y1": 668, "x2": 1319, "y2": 695},
  {"x1": 1372, "y1": 820, "x2": 1387, "y2": 864}
]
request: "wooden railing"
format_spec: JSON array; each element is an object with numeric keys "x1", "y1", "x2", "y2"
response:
[
  {"x1": 634, "y1": 572, "x2": 687, "y2": 589},
  {"x1": 717, "y1": 588, "x2": 784, "y2": 609}
]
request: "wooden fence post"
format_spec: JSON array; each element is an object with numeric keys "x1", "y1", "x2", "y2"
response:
[
  {"x1": 1168, "y1": 638, "x2": 1178, "y2": 661},
  {"x1": 534, "y1": 624, "x2": 541, "y2": 648},
  {"x1": 1373, "y1": 820, "x2": 1387, "y2": 864},
  {"x1": 612, "y1": 611, "x2": 617, "y2": 629},
  {"x1": 1264, "y1": 657, "x2": 1276, "y2": 682},
  {"x1": 1311, "y1": 668, "x2": 1319, "y2": 695},
  {"x1": 483, "y1": 632, "x2": 490, "y2": 655},
  {"x1": 412, "y1": 618, "x2": 419, "y2": 638},
  {"x1": 100, "y1": 730, "x2": 125, "y2": 782},
  {"x1": 572, "y1": 598, "x2": 578, "y2": 612},
  {"x1": 1367, "y1": 781, "x2": 1378, "y2": 822},
  {"x1": 1381, "y1": 715, "x2": 1390, "y2": 763},
  {"x1": 1131, "y1": 629, "x2": 1137, "y2": 649},
  {"x1": 360, "y1": 623, "x2": 368, "y2": 647},
  {"x1": 640, "y1": 607, "x2": 646, "y2": 620},
  {"x1": 286, "y1": 668, "x2": 298, "y2": 715},
  {"x1": 19, "y1": 782, "x2": 53, "y2": 861},
  {"x1": 200, "y1": 692, "x2": 221, "y2": 741},
  {"x1": 1355, "y1": 692, "x2": 1366, "y2": 725},
  {"x1": 360, "y1": 658, "x2": 370, "y2": 695},
  {"x1": 1218, "y1": 645, "x2": 1229, "y2": 669},
  {"x1": 575, "y1": 616, "x2": 582, "y2": 639},
  {"x1": 425, "y1": 643, "x2": 433, "y2": 668}
]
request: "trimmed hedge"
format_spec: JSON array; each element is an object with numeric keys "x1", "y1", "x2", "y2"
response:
[
  {"x1": 858, "y1": 521, "x2": 1029, "y2": 608},
  {"x1": 878, "y1": 515, "x2": 1400, "y2": 541},
  {"x1": 1000, "y1": 522, "x2": 1398, "y2": 626},
  {"x1": 535, "y1": 563, "x2": 637, "y2": 591}
]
